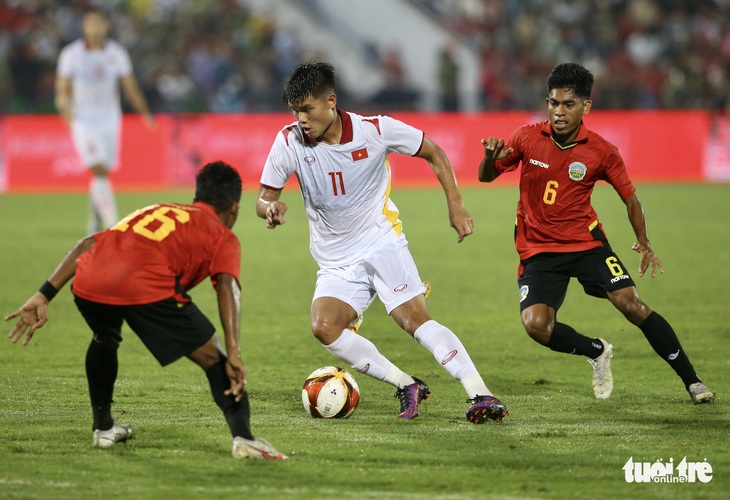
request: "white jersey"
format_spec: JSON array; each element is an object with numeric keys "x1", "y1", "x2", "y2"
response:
[
  {"x1": 261, "y1": 110, "x2": 425, "y2": 268},
  {"x1": 57, "y1": 39, "x2": 132, "y2": 122}
]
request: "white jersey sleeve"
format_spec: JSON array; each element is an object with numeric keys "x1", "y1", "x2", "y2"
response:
[
  {"x1": 260, "y1": 125, "x2": 298, "y2": 190},
  {"x1": 57, "y1": 45, "x2": 74, "y2": 78},
  {"x1": 379, "y1": 115, "x2": 424, "y2": 156},
  {"x1": 116, "y1": 45, "x2": 133, "y2": 77}
]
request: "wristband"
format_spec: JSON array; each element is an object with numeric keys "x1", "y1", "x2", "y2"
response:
[{"x1": 39, "y1": 280, "x2": 59, "y2": 301}]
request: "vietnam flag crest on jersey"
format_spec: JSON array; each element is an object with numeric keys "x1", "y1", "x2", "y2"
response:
[{"x1": 351, "y1": 148, "x2": 368, "y2": 161}]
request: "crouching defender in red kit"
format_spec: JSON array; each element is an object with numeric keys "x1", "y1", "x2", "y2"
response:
[{"x1": 5, "y1": 161, "x2": 287, "y2": 459}]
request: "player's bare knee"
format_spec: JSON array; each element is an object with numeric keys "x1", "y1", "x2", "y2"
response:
[
  {"x1": 525, "y1": 327, "x2": 552, "y2": 345},
  {"x1": 609, "y1": 287, "x2": 650, "y2": 325},
  {"x1": 89, "y1": 164, "x2": 109, "y2": 177},
  {"x1": 522, "y1": 316, "x2": 552, "y2": 344},
  {"x1": 187, "y1": 340, "x2": 222, "y2": 370},
  {"x1": 390, "y1": 300, "x2": 431, "y2": 336},
  {"x1": 399, "y1": 319, "x2": 417, "y2": 336},
  {"x1": 395, "y1": 314, "x2": 427, "y2": 336},
  {"x1": 621, "y1": 299, "x2": 651, "y2": 325},
  {"x1": 310, "y1": 317, "x2": 341, "y2": 345},
  {"x1": 521, "y1": 312, "x2": 550, "y2": 334}
]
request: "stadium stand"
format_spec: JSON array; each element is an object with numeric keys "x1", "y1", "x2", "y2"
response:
[{"x1": 1, "y1": 0, "x2": 728, "y2": 113}]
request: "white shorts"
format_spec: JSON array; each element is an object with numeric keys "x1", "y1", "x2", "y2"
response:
[
  {"x1": 71, "y1": 119, "x2": 121, "y2": 170},
  {"x1": 313, "y1": 235, "x2": 429, "y2": 330}
]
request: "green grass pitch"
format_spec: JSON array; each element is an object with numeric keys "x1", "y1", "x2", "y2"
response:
[{"x1": 0, "y1": 184, "x2": 728, "y2": 499}]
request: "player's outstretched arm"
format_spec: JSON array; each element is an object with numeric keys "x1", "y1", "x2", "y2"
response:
[
  {"x1": 256, "y1": 187, "x2": 288, "y2": 229},
  {"x1": 624, "y1": 193, "x2": 664, "y2": 278},
  {"x1": 417, "y1": 136, "x2": 473, "y2": 243},
  {"x1": 478, "y1": 137, "x2": 513, "y2": 182},
  {"x1": 120, "y1": 74, "x2": 155, "y2": 128},
  {"x1": 5, "y1": 236, "x2": 96, "y2": 346},
  {"x1": 215, "y1": 273, "x2": 247, "y2": 402}
]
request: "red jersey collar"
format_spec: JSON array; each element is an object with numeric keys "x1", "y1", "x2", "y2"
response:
[
  {"x1": 303, "y1": 109, "x2": 353, "y2": 145},
  {"x1": 541, "y1": 120, "x2": 589, "y2": 145},
  {"x1": 193, "y1": 201, "x2": 225, "y2": 225},
  {"x1": 338, "y1": 109, "x2": 353, "y2": 143}
]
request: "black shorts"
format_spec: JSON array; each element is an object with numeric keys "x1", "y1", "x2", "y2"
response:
[
  {"x1": 74, "y1": 295, "x2": 216, "y2": 366},
  {"x1": 517, "y1": 245, "x2": 635, "y2": 312}
]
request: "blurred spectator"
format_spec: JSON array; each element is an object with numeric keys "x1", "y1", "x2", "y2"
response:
[
  {"x1": 156, "y1": 62, "x2": 198, "y2": 112},
  {"x1": 0, "y1": 0, "x2": 305, "y2": 113},
  {"x1": 414, "y1": 0, "x2": 730, "y2": 111},
  {"x1": 7, "y1": 39, "x2": 46, "y2": 111},
  {"x1": 2, "y1": 0, "x2": 730, "y2": 113},
  {"x1": 373, "y1": 44, "x2": 420, "y2": 110},
  {"x1": 437, "y1": 42, "x2": 460, "y2": 111}
]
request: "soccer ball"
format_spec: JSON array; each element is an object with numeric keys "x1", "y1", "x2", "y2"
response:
[{"x1": 302, "y1": 366, "x2": 360, "y2": 418}]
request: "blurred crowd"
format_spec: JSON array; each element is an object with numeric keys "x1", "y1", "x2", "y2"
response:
[
  {"x1": 418, "y1": 0, "x2": 730, "y2": 110},
  {"x1": 0, "y1": 0, "x2": 307, "y2": 113},
  {"x1": 2, "y1": 0, "x2": 729, "y2": 114}
]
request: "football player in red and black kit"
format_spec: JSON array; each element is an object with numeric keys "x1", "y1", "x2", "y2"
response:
[
  {"x1": 5, "y1": 161, "x2": 286, "y2": 459},
  {"x1": 478, "y1": 62, "x2": 714, "y2": 404}
]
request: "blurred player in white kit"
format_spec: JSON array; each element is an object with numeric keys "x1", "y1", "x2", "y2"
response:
[{"x1": 55, "y1": 7, "x2": 154, "y2": 234}]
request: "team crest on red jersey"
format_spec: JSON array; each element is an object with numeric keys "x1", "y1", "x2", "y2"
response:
[{"x1": 568, "y1": 162, "x2": 587, "y2": 181}]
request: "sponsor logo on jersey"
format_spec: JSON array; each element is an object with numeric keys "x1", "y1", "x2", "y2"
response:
[
  {"x1": 529, "y1": 158, "x2": 549, "y2": 169},
  {"x1": 610, "y1": 274, "x2": 630, "y2": 284},
  {"x1": 568, "y1": 162, "x2": 587, "y2": 181},
  {"x1": 351, "y1": 148, "x2": 368, "y2": 161},
  {"x1": 520, "y1": 285, "x2": 529, "y2": 302},
  {"x1": 304, "y1": 156, "x2": 315, "y2": 165},
  {"x1": 393, "y1": 283, "x2": 408, "y2": 293}
]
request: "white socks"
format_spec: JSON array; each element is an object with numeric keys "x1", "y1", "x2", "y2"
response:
[
  {"x1": 414, "y1": 320, "x2": 492, "y2": 399},
  {"x1": 90, "y1": 176, "x2": 118, "y2": 233},
  {"x1": 324, "y1": 321, "x2": 492, "y2": 398},
  {"x1": 324, "y1": 329, "x2": 415, "y2": 388}
]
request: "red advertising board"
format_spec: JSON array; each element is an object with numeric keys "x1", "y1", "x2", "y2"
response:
[
  {"x1": 0, "y1": 111, "x2": 713, "y2": 193},
  {"x1": 3, "y1": 115, "x2": 166, "y2": 191},
  {"x1": 385, "y1": 110, "x2": 709, "y2": 185}
]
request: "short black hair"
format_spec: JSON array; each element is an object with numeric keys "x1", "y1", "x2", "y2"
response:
[
  {"x1": 547, "y1": 62, "x2": 593, "y2": 100},
  {"x1": 194, "y1": 161, "x2": 242, "y2": 213},
  {"x1": 282, "y1": 61, "x2": 336, "y2": 105}
]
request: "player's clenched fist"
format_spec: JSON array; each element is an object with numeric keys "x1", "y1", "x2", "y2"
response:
[{"x1": 265, "y1": 202, "x2": 287, "y2": 229}]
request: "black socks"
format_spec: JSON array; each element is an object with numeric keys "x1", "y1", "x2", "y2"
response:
[
  {"x1": 86, "y1": 343, "x2": 257, "y2": 437},
  {"x1": 545, "y1": 322, "x2": 605, "y2": 359},
  {"x1": 206, "y1": 358, "x2": 254, "y2": 440},
  {"x1": 639, "y1": 312, "x2": 699, "y2": 388},
  {"x1": 85, "y1": 340, "x2": 118, "y2": 431},
  {"x1": 544, "y1": 312, "x2": 701, "y2": 389}
]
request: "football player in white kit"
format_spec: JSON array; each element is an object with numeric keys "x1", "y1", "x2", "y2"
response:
[
  {"x1": 55, "y1": 8, "x2": 154, "y2": 235},
  {"x1": 257, "y1": 62, "x2": 508, "y2": 424}
]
